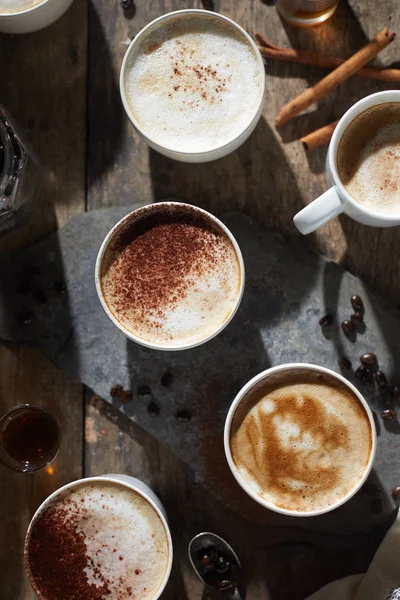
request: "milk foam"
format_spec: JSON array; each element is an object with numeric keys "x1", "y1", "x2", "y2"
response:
[
  {"x1": 124, "y1": 14, "x2": 262, "y2": 153},
  {"x1": 338, "y1": 103, "x2": 400, "y2": 213},
  {"x1": 231, "y1": 376, "x2": 372, "y2": 513},
  {"x1": 101, "y1": 208, "x2": 242, "y2": 347},
  {"x1": 39, "y1": 481, "x2": 169, "y2": 600},
  {"x1": 0, "y1": 0, "x2": 44, "y2": 13}
]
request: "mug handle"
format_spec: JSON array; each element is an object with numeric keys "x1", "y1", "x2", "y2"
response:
[{"x1": 293, "y1": 187, "x2": 344, "y2": 235}]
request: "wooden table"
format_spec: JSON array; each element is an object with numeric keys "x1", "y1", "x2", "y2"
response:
[{"x1": 1, "y1": 1, "x2": 399, "y2": 598}]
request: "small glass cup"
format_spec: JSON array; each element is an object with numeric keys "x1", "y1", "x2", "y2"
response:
[{"x1": 0, "y1": 404, "x2": 60, "y2": 473}]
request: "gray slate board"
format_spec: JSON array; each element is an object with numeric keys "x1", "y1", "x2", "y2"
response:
[{"x1": 0, "y1": 204, "x2": 399, "y2": 535}]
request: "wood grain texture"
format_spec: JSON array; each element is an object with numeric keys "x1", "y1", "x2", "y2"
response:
[{"x1": 0, "y1": 1, "x2": 88, "y2": 598}]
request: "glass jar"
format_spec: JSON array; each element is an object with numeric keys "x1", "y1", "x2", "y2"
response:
[
  {"x1": 275, "y1": 0, "x2": 339, "y2": 27},
  {"x1": 0, "y1": 105, "x2": 39, "y2": 235}
]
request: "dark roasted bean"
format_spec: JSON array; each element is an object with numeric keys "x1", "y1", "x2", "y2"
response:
[
  {"x1": 137, "y1": 385, "x2": 152, "y2": 396},
  {"x1": 176, "y1": 409, "x2": 192, "y2": 422},
  {"x1": 360, "y1": 353, "x2": 376, "y2": 366},
  {"x1": 375, "y1": 370, "x2": 389, "y2": 390},
  {"x1": 371, "y1": 498, "x2": 384, "y2": 513},
  {"x1": 381, "y1": 409, "x2": 397, "y2": 422},
  {"x1": 147, "y1": 402, "x2": 160, "y2": 416},
  {"x1": 338, "y1": 356, "x2": 352, "y2": 370},
  {"x1": 319, "y1": 314, "x2": 333, "y2": 327},
  {"x1": 355, "y1": 365, "x2": 369, "y2": 381},
  {"x1": 341, "y1": 319, "x2": 355, "y2": 334},
  {"x1": 392, "y1": 486, "x2": 400, "y2": 504},
  {"x1": 351, "y1": 294, "x2": 364, "y2": 312},
  {"x1": 350, "y1": 312, "x2": 364, "y2": 324},
  {"x1": 161, "y1": 372, "x2": 174, "y2": 387}
]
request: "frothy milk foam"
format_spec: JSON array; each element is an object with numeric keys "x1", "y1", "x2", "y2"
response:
[
  {"x1": 230, "y1": 370, "x2": 372, "y2": 513},
  {"x1": 100, "y1": 205, "x2": 242, "y2": 347},
  {"x1": 124, "y1": 14, "x2": 263, "y2": 153},
  {"x1": 0, "y1": 0, "x2": 45, "y2": 13},
  {"x1": 338, "y1": 102, "x2": 400, "y2": 214},
  {"x1": 28, "y1": 481, "x2": 170, "y2": 600}
]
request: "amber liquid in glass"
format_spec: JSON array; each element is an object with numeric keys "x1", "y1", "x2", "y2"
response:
[{"x1": 276, "y1": 0, "x2": 339, "y2": 27}]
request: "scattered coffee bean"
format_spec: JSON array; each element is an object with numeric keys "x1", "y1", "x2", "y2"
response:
[
  {"x1": 393, "y1": 386, "x2": 400, "y2": 401},
  {"x1": 338, "y1": 356, "x2": 352, "y2": 370},
  {"x1": 392, "y1": 486, "x2": 400, "y2": 504},
  {"x1": 216, "y1": 556, "x2": 230, "y2": 574},
  {"x1": 355, "y1": 365, "x2": 371, "y2": 381},
  {"x1": 201, "y1": 0, "x2": 215, "y2": 10},
  {"x1": 319, "y1": 314, "x2": 333, "y2": 327},
  {"x1": 18, "y1": 309, "x2": 34, "y2": 325},
  {"x1": 341, "y1": 319, "x2": 355, "y2": 335},
  {"x1": 176, "y1": 409, "x2": 192, "y2": 422},
  {"x1": 350, "y1": 312, "x2": 364, "y2": 324},
  {"x1": 217, "y1": 580, "x2": 235, "y2": 593},
  {"x1": 161, "y1": 372, "x2": 174, "y2": 387},
  {"x1": 375, "y1": 370, "x2": 389, "y2": 391},
  {"x1": 371, "y1": 498, "x2": 384, "y2": 513},
  {"x1": 137, "y1": 385, "x2": 151, "y2": 396},
  {"x1": 147, "y1": 402, "x2": 160, "y2": 416},
  {"x1": 381, "y1": 409, "x2": 397, "y2": 422},
  {"x1": 360, "y1": 353, "x2": 376, "y2": 366},
  {"x1": 351, "y1": 294, "x2": 364, "y2": 313}
]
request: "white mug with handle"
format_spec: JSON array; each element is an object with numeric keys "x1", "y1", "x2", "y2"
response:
[{"x1": 293, "y1": 90, "x2": 400, "y2": 235}]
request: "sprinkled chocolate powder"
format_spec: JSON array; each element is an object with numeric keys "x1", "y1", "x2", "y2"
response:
[
  {"x1": 101, "y1": 205, "x2": 233, "y2": 332},
  {"x1": 27, "y1": 500, "x2": 111, "y2": 600}
]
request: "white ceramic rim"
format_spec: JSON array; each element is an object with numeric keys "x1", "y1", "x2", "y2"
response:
[
  {"x1": 24, "y1": 475, "x2": 173, "y2": 600},
  {"x1": 95, "y1": 202, "x2": 245, "y2": 351},
  {"x1": 329, "y1": 90, "x2": 400, "y2": 223},
  {"x1": 119, "y1": 9, "x2": 266, "y2": 159},
  {"x1": 224, "y1": 363, "x2": 377, "y2": 517},
  {"x1": 0, "y1": 0, "x2": 52, "y2": 17}
]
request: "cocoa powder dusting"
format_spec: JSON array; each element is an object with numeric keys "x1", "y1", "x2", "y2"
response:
[
  {"x1": 27, "y1": 502, "x2": 111, "y2": 600},
  {"x1": 103, "y1": 207, "x2": 231, "y2": 330}
]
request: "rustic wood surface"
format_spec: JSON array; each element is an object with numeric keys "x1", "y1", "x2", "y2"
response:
[{"x1": 1, "y1": 0, "x2": 400, "y2": 598}]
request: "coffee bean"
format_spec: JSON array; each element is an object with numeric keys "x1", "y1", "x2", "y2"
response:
[
  {"x1": 147, "y1": 402, "x2": 160, "y2": 416},
  {"x1": 393, "y1": 386, "x2": 400, "y2": 401},
  {"x1": 216, "y1": 556, "x2": 230, "y2": 574},
  {"x1": 375, "y1": 370, "x2": 389, "y2": 391},
  {"x1": 338, "y1": 356, "x2": 352, "y2": 370},
  {"x1": 341, "y1": 319, "x2": 355, "y2": 335},
  {"x1": 392, "y1": 486, "x2": 400, "y2": 504},
  {"x1": 351, "y1": 294, "x2": 364, "y2": 312},
  {"x1": 319, "y1": 314, "x2": 333, "y2": 327},
  {"x1": 371, "y1": 498, "x2": 384, "y2": 513},
  {"x1": 350, "y1": 312, "x2": 364, "y2": 324},
  {"x1": 355, "y1": 365, "x2": 370, "y2": 381},
  {"x1": 137, "y1": 385, "x2": 152, "y2": 396},
  {"x1": 161, "y1": 372, "x2": 174, "y2": 387},
  {"x1": 360, "y1": 353, "x2": 376, "y2": 366},
  {"x1": 176, "y1": 409, "x2": 192, "y2": 422},
  {"x1": 381, "y1": 409, "x2": 397, "y2": 422}
]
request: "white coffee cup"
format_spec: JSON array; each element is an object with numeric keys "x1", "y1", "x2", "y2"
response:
[
  {"x1": 24, "y1": 474, "x2": 173, "y2": 600},
  {"x1": 0, "y1": 0, "x2": 73, "y2": 34},
  {"x1": 120, "y1": 9, "x2": 266, "y2": 163},
  {"x1": 293, "y1": 91, "x2": 400, "y2": 235},
  {"x1": 95, "y1": 202, "x2": 245, "y2": 352},
  {"x1": 224, "y1": 363, "x2": 377, "y2": 517}
]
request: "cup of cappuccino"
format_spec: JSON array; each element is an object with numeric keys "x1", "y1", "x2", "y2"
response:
[
  {"x1": 95, "y1": 202, "x2": 245, "y2": 351},
  {"x1": 24, "y1": 474, "x2": 173, "y2": 600},
  {"x1": 120, "y1": 9, "x2": 266, "y2": 163},
  {"x1": 0, "y1": 0, "x2": 73, "y2": 33},
  {"x1": 294, "y1": 91, "x2": 400, "y2": 234},
  {"x1": 224, "y1": 364, "x2": 376, "y2": 516}
]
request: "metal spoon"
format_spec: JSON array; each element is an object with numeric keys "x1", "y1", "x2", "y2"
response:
[{"x1": 188, "y1": 532, "x2": 243, "y2": 599}]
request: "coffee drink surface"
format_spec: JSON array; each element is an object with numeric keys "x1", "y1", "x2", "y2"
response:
[
  {"x1": 100, "y1": 204, "x2": 242, "y2": 347},
  {"x1": 26, "y1": 480, "x2": 170, "y2": 600},
  {"x1": 0, "y1": 0, "x2": 44, "y2": 13},
  {"x1": 338, "y1": 102, "x2": 400, "y2": 214},
  {"x1": 230, "y1": 369, "x2": 372, "y2": 513},
  {"x1": 124, "y1": 14, "x2": 263, "y2": 153}
]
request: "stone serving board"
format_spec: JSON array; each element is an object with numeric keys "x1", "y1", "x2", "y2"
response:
[{"x1": 1, "y1": 204, "x2": 399, "y2": 536}]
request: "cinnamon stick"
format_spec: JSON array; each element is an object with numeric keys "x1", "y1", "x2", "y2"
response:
[
  {"x1": 255, "y1": 34, "x2": 400, "y2": 83},
  {"x1": 275, "y1": 28, "x2": 396, "y2": 128},
  {"x1": 300, "y1": 120, "x2": 339, "y2": 151}
]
